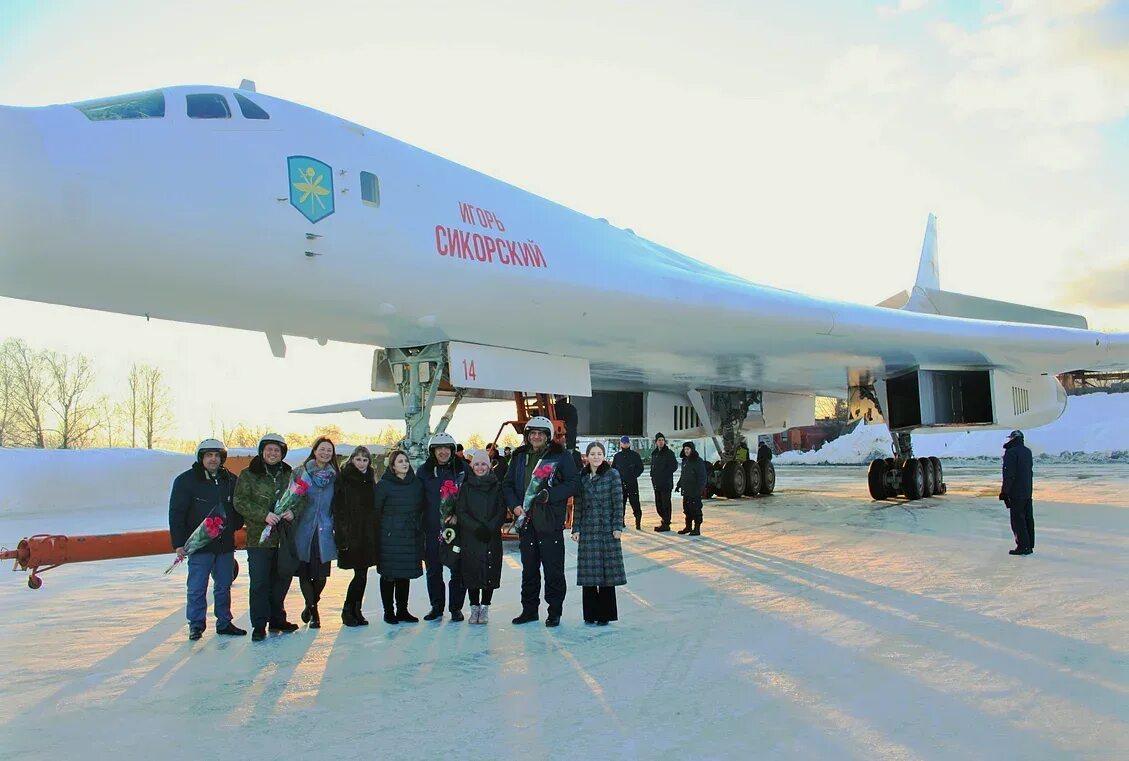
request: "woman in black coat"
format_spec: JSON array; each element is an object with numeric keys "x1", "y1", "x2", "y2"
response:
[
  {"x1": 333, "y1": 446, "x2": 378, "y2": 627},
  {"x1": 374, "y1": 449, "x2": 426, "y2": 624},
  {"x1": 455, "y1": 450, "x2": 506, "y2": 625}
]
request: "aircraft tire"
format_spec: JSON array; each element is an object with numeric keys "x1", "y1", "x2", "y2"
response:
[
  {"x1": 901, "y1": 458, "x2": 924, "y2": 500},
  {"x1": 743, "y1": 460, "x2": 762, "y2": 496},
  {"x1": 921, "y1": 460, "x2": 935, "y2": 497},
  {"x1": 721, "y1": 461, "x2": 745, "y2": 499},
  {"x1": 759, "y1": 462, "x2": 776, "y2": 495},
  {"x1": 929, "y1": 457, "x2": 945, "y2": 494},
  {"x1": 867, "y1": 459, "x2": 888, "y2": 500}
]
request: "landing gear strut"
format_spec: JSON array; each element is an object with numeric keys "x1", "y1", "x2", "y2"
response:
[
  {"x1": 689, "y1": 390, "x2": 775, "y2": 499},
  {"x1": 384, "y1": 343, "x2": 464, "y2": 466}
]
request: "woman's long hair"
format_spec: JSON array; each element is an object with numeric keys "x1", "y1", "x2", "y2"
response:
[
  {"x1": 304, "y1": 436, "x2": 341, "y2": 473},
  {"x1": 387, "y1": 448, "x2": 410, "y2": 477}
]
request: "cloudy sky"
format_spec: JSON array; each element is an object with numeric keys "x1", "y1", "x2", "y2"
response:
[{"x1": 1, "y1": 0, "x2": 1127, "y2": 442}]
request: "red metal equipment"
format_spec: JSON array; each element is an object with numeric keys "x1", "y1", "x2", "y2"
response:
[{"x1": 1, "y1": 455, "x2": 255, "y2": 590}]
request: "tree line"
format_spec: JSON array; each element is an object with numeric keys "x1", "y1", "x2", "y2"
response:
[{"x1": 0, "y1": 338, "x2": 172, "y2": 449}]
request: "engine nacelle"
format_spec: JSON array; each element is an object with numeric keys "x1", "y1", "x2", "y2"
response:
[{"x1": 879, "y1": 367, "x2": 1066, "y2": 433}]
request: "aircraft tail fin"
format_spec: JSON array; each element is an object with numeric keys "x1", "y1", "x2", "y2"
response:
[
  {"x1": 878, "y1": 213, "x2": 1089, "y2": 329},
  {"x1": 914, "y1": 213, "x2": 940, "y2": 291}
]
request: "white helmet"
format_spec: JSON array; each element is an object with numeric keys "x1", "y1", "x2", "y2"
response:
[
  {"x1": 197, "y1": 438, "x2": 228, "y2": 464},
  {"x1": 525, "y1": 416, "x2": 554, "y2": 437},
  {"x1": 428, "y1": 431, "x2": 457, "y2": 450},
  {"x1": 258, "y1": 432, "x2": 288, "y2": 458}
]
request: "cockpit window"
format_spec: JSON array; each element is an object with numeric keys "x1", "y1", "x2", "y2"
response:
[
  {"x1": 187, "y1": 93, "x2": 231, "y2": 119},
  {"x1": 73, "y1": 90, "x2": 165, "y2": 121},
  {"x1": 233, "y1": 93, "x2": 270, "y2": 120}
]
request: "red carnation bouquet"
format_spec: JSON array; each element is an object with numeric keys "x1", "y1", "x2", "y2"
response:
[
  {"x1": 165, "y1": 505, "x2": 227, "y2": 574},
  {"x1": 515, "y1": 462, "x2": 556, "y2": 531},
  {"x1": 438, "y1": 476, "x2": 465, "y2": 566},
  {"x1": 260, "y1": 471, "x2": 310, "y2": 543}
]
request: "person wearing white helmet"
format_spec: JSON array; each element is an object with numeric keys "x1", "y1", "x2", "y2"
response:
[
  {"x1": 169, "y1": 438, "x2": 246, "y2": 640},
  {"x1": 415, "y1": 431, "x2": 469, "y2": 621},
  {"x1": 234, "y1": 433, "x2": 299, "y2": 641},
  {"x1": 502, "y1": 414, "x2": 579, "y2": 628}
]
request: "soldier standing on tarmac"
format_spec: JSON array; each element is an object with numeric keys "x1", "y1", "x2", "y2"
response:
[
  {"x1": 650, "y1": 433, "x2": 678, "y2": 532},
  {"x1": 612, "y1": 436, "x2": 645, "y2": 530}
]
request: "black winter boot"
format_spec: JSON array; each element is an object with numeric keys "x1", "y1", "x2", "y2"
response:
[
  {"x1": 423, "y1": 605, "x2": 444, "y2": 622},
  {"x1": 677, "y1": 519, "x2": 693, "y2": 535},
  {"x1": 354, "y1": 600, "x2": 369, "y2": 625},
  {"x1": 635, "y1": 515, "x2": 642, "y2": 530},
  {"x1": 689, "y1": 520, "x2": 701, "y2": 536},
  {"x1": 395, "y1": 579, "x2": 418, "y2": 623},
  {"x1": 380, "y1": 578, "x2": 398, "y2": 625},
  {"x1": 342, "y1": 600, "x2": 360, "y2": 627}
]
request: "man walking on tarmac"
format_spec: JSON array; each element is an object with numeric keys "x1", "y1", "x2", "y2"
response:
[
  {"x1": 613, "y1": 436, "x2": 645, "y2": 530},
  {"x1": 169, "y1": 438, "x2": 246, "y2": 640},
  {"x1": 650, "y1": 433, "x2": 678, "y2": 532},
  {"x1": 417, "y1": 432, "x2": 469, "y2": 621},
  {"x1": 504, "y1": 416, "x2": 579, "y2": 627},
  {"x1": 999, "y1": 430, "x2": 1035, "y2": 555}
]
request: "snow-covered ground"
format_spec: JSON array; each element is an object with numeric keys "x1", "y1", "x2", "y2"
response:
[
  {"x1": 2, "y1": 461, "x2": 1127, "y2": 760},
  {"x1": 779, "y1": 392, "x2": 1129, "y2": 465}
]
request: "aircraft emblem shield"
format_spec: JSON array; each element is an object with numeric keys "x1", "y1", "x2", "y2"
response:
[{"x1": 287, "y1": 156, "x2": 335, "y2": 223}]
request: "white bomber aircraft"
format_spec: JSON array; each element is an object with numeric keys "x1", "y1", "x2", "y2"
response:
[{"x1": 2, "y1": 83, "x2": 1127, "y2": 501}]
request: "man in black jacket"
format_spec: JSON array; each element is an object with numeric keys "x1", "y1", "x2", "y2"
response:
[
  {"x1": 416, "y1": 432, "x2": 469, "y2": 621},
  {"x1": 999, "y1": 430, "x2": 1035, "y2": 555},
  {"x1": 650, "y1": 433, "x2": 678, "y2": 532},
  {"x1": 554, "y1": 395, "x2": 579, "y2": 451},
  {"x1": 676, "y1": 441, "x2": 708, "y2": 536},
  {"x1": 503, "y1": 415, "x2": 579, "y2": 627},
  {"x1": 169, "y1": 438, "x2": 246, "y2": 640},
  {"x1": 612, "y1": 436, "x2": 645, "y2": 529}
]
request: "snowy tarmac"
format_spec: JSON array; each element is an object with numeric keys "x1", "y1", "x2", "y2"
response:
[{"x1": 2, "y1": 463, "x2": 1127, "y2": 760}]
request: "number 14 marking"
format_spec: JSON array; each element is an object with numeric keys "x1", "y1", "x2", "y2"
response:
[{"x1": 462, "y1": 358, "x2": 477, "y2": 381}]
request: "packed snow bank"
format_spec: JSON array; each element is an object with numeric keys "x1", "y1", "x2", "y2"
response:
[
  {"x1": 0, "y1": 442, "x2": 385, "y2": 517},
  {"x1": 778, "y1": 392, "x2": 1129, "y2": 465}
]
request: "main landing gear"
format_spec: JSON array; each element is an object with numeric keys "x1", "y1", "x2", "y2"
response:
[
  {"x1": 867, "y1": 430, "x2": 946, "y2": 501},
  {"x1": 697, "y1": 390, "x2": 775, "y2": 499}
]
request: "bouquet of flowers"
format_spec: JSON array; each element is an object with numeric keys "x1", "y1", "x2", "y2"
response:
[
  {"x1": 438, "y1": 476, "x2": 463, "y2": 566},
  {"x1": 165, "y1": 505, "x2": 226, "y2": 573},
  {"x1": 260, "y1": 470, "x2": 310, "y2": 543},
  {"x1": 515, "y1": 462, "x2": 556, "y2": 531}
]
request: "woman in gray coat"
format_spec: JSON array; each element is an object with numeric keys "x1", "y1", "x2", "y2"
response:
[
  {"x1": 571, "y1": 442, "x2": 627, "y2": 625},
  {"x1": 293, "y1": 436, "x2": 339, "y2": 629}
]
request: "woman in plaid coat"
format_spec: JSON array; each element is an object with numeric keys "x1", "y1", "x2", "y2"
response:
[{"x1": 571, "y1": 442, "x2": 627, "y2": 625}]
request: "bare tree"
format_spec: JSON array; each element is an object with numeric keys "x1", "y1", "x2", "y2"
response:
[
  {"x1": 0, "y1": 340, "x2": 12, "y2": 447},
  {"x1": 46, "y1": 351, "x2": 100, "y2": 449},
  {"x1": 138, "y1": 364, "x2": 172, "y2": 449},
  {"x1": 98, "y1": 395, "x2": 125, "y2": 448},
  {"x1": 5, "y1": 339, "x2": 52, "y2": 448},
  {"x1": 126, "y1": 364, "x2": 141, "y2": 448}
]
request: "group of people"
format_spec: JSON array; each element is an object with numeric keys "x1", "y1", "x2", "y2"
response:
[{"x1": 167, "y1": 415, "x2": 631, "y2": 641}]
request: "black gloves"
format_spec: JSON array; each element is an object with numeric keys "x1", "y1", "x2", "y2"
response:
[{"x1": 473, "y1": 525, "x2": 491, "y2": 542}]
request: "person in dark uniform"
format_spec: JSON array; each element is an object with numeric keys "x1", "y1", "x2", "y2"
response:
[
  {"x1": 649, "y1": 433, "x2": 678, "y2": 532},
  {"x1": 612, "y1": 436, "x2": 645, "y2": 530},
  {"x1": 416, "y1": 432, "x2": 468, "y2": 621},
  {"x1": 999, "y1": 429, "x2": 1034, "y2": 555},
  {"x1": 675, "y1": 441, "x2": 707, "y2": 536},
  {"x1": 503, "y1": 415, "x2": 579, "y2": 627},
  {"x1": 554, "y1": 395, "x2": 579, "y2": 451},
  {"x1": 757, "y1": 441, "x2": 773, "y2": 466}
]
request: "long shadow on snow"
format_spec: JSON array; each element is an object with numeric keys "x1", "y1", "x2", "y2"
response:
[{"x1": 631, "y1": 536, "x2": 1128, "y2": 726}]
